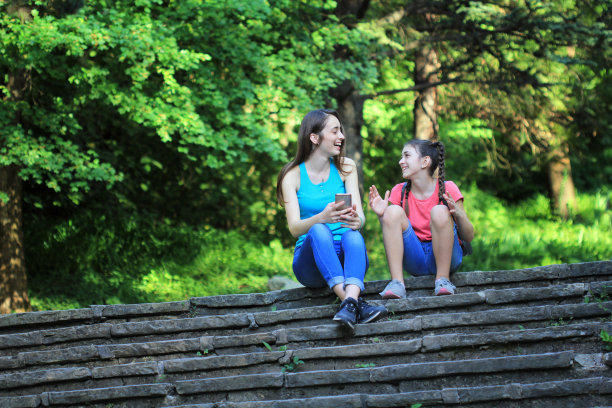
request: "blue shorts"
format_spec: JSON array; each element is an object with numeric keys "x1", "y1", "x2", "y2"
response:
[{"x1": 402, "y1": 222, "x2": 463, "y2": 276}]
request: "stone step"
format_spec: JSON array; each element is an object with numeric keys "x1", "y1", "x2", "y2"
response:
[
  {"x1": 162, "y1": 377, "x2": 612, "y2": 408},
  {"x1": 1, "y1": 298, "x2": 609, "y2": 374},
  {"x1": 2, "y1": 322, "x2": 608, "y2": 398},
  {"x1": 2, "y1": 352, "x2": 609, "y2": 407},
  {"x1": 1, "y1": 261, "x2": 609, "y2": 335},
  {"x1": 1, "y1": 279, "x2": 608, "y2": 355}
]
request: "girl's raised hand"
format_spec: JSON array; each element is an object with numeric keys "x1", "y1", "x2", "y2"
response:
[
  {"x1": 369, "y1": 185, "x2": 390, "y2": 217},
  {"x1": 443, "y1": 192, "x2": 465, "y2": 217}
]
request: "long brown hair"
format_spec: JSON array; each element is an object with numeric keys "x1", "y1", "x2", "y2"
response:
[
  {"x1": 276, "y1": 109, "x2": 347, "y2": 205},
  {"x1": 402, "y1": 139, "x2": 446, "y2": 217}
]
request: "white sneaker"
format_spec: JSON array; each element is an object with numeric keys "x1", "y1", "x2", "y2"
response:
[{"x1": 434, "y1": 278, "x2": 456, "y2": 296}]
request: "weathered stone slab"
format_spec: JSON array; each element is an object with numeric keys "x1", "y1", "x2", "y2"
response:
[
  {"x1": 0, "y1": 367, "x2": 90, "y2": 389},
  {"x1": 588, "y1": 280, "x2": 612, "y2": 296},
  {"x1": 104, "y1": 338, "x2": 200, "y2": 358},
  {"x1": 520, "y1": 377, "x2": 607, "y2": 399},
  {"x1": 0, "y1": 331, "x2": 43, "y2": 349},
  {"x1": 297, "y1": 339, "x2": 421, "y2": 360},
  {"x1": 373, "y1": 352, "x2": 573, "y2": 383},
  {"x1": 484, "y1": 283, "x2": 585, "y2": 305},
  {"x1": 422, "y1": 302, "x2": 610, "y2": 330},
  {"x1": 253, "y1": 305, "x2": 333, "y2": 326},
  {"x1": 564, "y1": 261, "x2": 612, "y2": 278},
  {"x1": 111, "y1": 314, "x2": 250, "y2": 337},
  {"x1": 0, "y1": 308, "x2": 94, "y2": 329},
  {"x1": 366, "y1": 390, "x2": 443, "y2": 407},
  {"x1": 226, "y1": 394, "x2": 364, "y2": 408},
  {"x1": 285, "y1": 368, "x2": 370, "y2": 388},
  {"x1": 454, "y1": 383, "x2": 522, "y2": 402},
  {"x1": 212, "y1": 332, "x2": 276, "y2": 349},
  {"x1": 98, "y1": 301, "x2": 190, "y2": 318},
  {"x1": 354, "y1": 318, "x2": 422, "y2": 337},
  {"x1": 393, "y1": 292, "x2": 485, "y2": 312},
  {"x1": 47, "y1": 383, "x2": 171, "y2": 405},
  {"x1": 454, "y1": 264, "x2": 570, "y2": 286},
  {"x1": 91, "y1": 361, "x2": 159, "y2": 379},
  {"x1": 282, "y1": 325, "x2": 344, "y2": 343},
  {"x1": 574, "y1": 353, "x2": 605, "y2": 369},
  {"x1": 0, "y1": 394, "x2": 41, "y2": 408},
  {"x1": 21, "y1": 344, "x2": 99, "y2": 366},
  {"x1": 164, "y1": 352, "x2": 284, "y2": 373},
  {"x1": 175, "y1": 373, "x2": 283, "y2": 394},
  {"x1": 0, "y1": 354, "x2": 23, "y2": 370},
  {"x1": 422, "y1": 323, "x2": 598, "y2": 352},
  {"x1": 191, "y1": 293, "x2": 277, "y2": 308},
  {"x1": 41, "y1": 323, "x2": 113, "y2": 345},
  {"x1": 0, "y1": 323, "x2": 112, "y2": 350}
]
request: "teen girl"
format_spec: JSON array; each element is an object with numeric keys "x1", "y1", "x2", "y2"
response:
[
  {"x1": 368, "y1": 139, "x2": 474, "y2": 297},
  {"x1": 277, "y1": 109, "x2": 387, "y2": 331}
]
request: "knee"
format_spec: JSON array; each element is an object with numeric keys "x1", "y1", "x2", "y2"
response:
[
  {"x1": 341, "y1": 229, "x2": 365, "y2": 248},
  {"x1": 430, "y1": 205, "x2": 452, "y2": 229},
  {"x1": 381, "y1": 205, "x2": 405, "y2": 227},
  {"x1": 307, "y1": 223, "x2": 333, "y2": 241}
]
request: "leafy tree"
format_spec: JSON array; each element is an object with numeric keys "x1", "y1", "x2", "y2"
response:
[{"x1": 1, "y1": 0, "x2": 371, "y2": 312}]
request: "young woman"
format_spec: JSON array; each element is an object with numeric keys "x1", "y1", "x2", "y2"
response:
[
  {"x1": 369, "y1": 139, "x2": 474, "y2": 297},
  {"x1": 277, "y1": 109, "x2": 387, "y2": 331}
]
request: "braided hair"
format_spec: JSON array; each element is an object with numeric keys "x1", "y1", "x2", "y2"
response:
[{"x1": 402, "y1": 139, "x2": 447, "y2": 217}]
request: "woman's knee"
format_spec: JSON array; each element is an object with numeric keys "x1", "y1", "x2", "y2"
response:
[
  {"x1": 341, "y1": 229, "x2": 365, "y2": 249},
  {"x1": 307, "y1": 223, "x2": 333, "y2": 241}
]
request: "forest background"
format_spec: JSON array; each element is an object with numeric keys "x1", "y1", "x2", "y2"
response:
[{"x1": 1, "y1": 0, "x2": 610, "y2": 313}]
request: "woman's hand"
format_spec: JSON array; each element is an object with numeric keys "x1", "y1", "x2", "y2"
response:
[
  {"x1": 369, "y1": 185, "x2": 390, "y2": 217},
  {"x1": 339, "y1": 204, "x2": 362, "y2": 230},
  {"x1": 319, "y1": 201, "x2": 351, "y2": 224}
]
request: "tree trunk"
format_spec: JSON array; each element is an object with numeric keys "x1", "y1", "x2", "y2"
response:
[
  {"x1": 334, "y1": 81, "x2": 366, "y2": 190},
  {"x1": 332, "y1": 0, "x2": 371, "y2": 195},
  {"x1": 0, "y1": 165, "x2": 30, "y2": 314},
  {"x1": 413, "y1": 45, "x2": 440, "y2": 140},
  {"x1": 547, "y1": 144, "x2": 577, "y2": 219}
]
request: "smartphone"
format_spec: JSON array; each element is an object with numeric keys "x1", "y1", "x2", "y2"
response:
[{"x1": 335, "y1": 193, "x2": 352, "y2": 210}]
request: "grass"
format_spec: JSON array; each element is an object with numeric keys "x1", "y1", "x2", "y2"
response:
[{"x1": 25, "y1": 188, "x2": 611, "y2": 311}]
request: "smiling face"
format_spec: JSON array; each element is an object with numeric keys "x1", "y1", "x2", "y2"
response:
[
  {"x1": 399, "y1": 144, "x2": 428, "y2": 179},
  {"x1": 311, "y1": 114, "x2": 344, "y2": 156}
]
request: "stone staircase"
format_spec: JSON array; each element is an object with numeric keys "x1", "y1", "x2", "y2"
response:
[{"x1": 1, "y1": 261, "x2": 611, "y2": 407}]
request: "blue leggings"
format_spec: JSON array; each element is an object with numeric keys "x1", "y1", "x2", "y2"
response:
[
  {"x1": 402, "y1": 222, "x2": 463, "y2": 276},
  {"x1": 293, "y1": 224, "x2": 368, "y2": 291}
]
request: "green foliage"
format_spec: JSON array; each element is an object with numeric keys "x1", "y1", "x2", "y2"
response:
[
  {"x1": 600, "y1": 329, "x2": 612, "y2": 351},
  {"x1": 281, "y1": 356, "x2": 304, "y2": 373},
  {"x1": 25, "y1": 207, "x2": 294, "y2": 310}
]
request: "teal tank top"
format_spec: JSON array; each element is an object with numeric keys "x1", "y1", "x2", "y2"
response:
[{"x1": 295, "y1": 160, "x2": 350, "y2": 248}]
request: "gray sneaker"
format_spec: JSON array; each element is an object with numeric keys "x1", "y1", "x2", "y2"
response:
[
  {"x1": 379, "y1": 279, "x2": 406, "y2": 299},
  {"x1": 434, "y1": 277, "x2": 456, "y2": 296}
]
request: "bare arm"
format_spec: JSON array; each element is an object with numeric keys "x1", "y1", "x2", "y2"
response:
[
  {"x1": 340, "y1": 158, "x2": 366, "y2": 230},
  {"x1": 281, "y1": 166, "x2": 349, "y2": 237},
  {"x1": 443, "y1": 193, "x2": 475, "y2": 243}
]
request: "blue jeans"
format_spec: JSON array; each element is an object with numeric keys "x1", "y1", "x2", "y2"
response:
[
  {"x1": 293, "y1": 224, "x2": 368, "y2": 291},
  {"x1": 402, "y1": 222, "x2": 463, "y2": 276}
]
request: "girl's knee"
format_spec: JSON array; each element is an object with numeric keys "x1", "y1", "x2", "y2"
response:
[
  {"x1": 308, "y1": 223, "x2": 332, "y2": 239},
  {"x1": 430, "y1": 205, "x2": 452, "y2": 228},
  {"x1": 381, "y1": 205, "x2": 405, "y2": 227}
]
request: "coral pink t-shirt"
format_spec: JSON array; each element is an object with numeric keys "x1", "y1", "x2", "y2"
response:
[{"x1": 388, "y1": 180, "x2": 463, "y2": 242}]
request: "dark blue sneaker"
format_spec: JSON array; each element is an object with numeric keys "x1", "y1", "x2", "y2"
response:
[
  {"x1": 333, "y1": 297, "x2": 358, "y2": 331},
  {"x1": 357, "y1": 297, "x2": 388, "y2": 324}
]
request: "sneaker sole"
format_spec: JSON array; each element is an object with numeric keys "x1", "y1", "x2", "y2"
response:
[
  {"x1": 435, "y1": 289, "x2": 453, "y2": 296},
  {"x1": 359, "y1": 309, "x2": 388, "y2": 324},
  {"x1": 333, "y1": 316, "x2": 356, "y2": 331},
  {"x1": 381, "y1": 290, "x2": 404, "y2": 300}
]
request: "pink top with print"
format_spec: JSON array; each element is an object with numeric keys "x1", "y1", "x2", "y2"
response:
[{"x1": 388, "y1": 180, "x2": 463, "y2": 242}]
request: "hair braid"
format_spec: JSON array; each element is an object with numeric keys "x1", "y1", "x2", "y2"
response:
[
  {"x1": 435, "y1": 142, "x2": 446, "y2": 204},
  {"x1": 403, "y1": 180, "x2": 412, "y2": 217}
]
